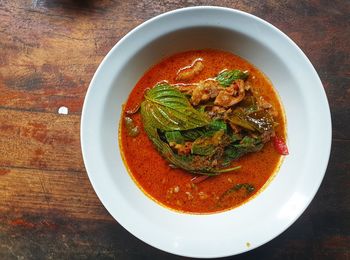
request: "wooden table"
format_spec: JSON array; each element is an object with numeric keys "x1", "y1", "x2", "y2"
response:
[{"x1": 1, "y1": 1, "x2": 349, "y2": 259}]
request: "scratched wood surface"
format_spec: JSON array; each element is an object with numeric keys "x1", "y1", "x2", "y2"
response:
[{"x1": 0, "y1": 0, "x2": 349, "y2": 259}]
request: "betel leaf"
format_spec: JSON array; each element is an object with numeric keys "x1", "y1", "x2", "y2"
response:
[
  {"x1": 191, "y1": 130, "x2": 224, "y2": 156},
  {"x1": 236, "y1": 136, "x2": 261, "y2": 148},
  {"x1": 191, "y1": 141, "x2": 216, "y2": 156},
  {"x1": 245, "y1": 110, "x2": 274, "y2": 132},
  {"x1": 230, "y1": 132, "x2": 242, "y2": 143},
  {"x1": 165, "y1": 131, "x2": 184, "y2": 144},
  {"x1": 226, "y1": 95, "x2": 274, "y2": 133},
  {"x1": 238, "y1": 95, "x2": 258, "y2": 114},
  {"x1": 191, "y1": 130, "x2": 232, "y2": 157},
  {"x1": 209, "y1": 119, "x2": 227, "y2": 132},
  {"x1": 228, "y1": 108, "x2": 256, "y2": 131},
  {"x1": 216, "y1": 70, "x2": 249, "y2": 87},
  {"x1": 181, "y1": 119, "x2": 227, "y2": 141},
  {"x1": 143, "y1": 118, "x2": 216, "y2": 175},
  {"x1": 141, "y1": 97, "x2": 213, "y2": 174},
  {"x1": 224, "y1": 136, "x2": 263, "y2": 160},
  {"x1": 227, "y1": 107, "x2": 274, "y2": 133},
  {"x1": 143, "y1": 117, "x2": 240, "y2": 175},
  {"x1": 141, "y1": 83, "x2": 210, "y2": 131},
  {"x1": 181, "y1": 128, "x2": 205, "y2": 141}
]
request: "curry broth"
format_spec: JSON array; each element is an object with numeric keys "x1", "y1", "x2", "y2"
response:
[{"x1": 120, "y1": 49, "x2": 286, "y2": 214}]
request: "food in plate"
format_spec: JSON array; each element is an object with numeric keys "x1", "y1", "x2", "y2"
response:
[{"x1": 120, "y1": 49, "x2": 288, "y2": 213}]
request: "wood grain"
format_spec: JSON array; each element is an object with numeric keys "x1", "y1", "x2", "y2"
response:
[
  {"x1": 0, "y1": 0, "x2": 349, "y2": 259},
  {"x1": 0, "y1": 166, "x2": 110, "y2": 221},
  {"x1": 0, "y1": 109, "x2": 83, "y2": 171}
]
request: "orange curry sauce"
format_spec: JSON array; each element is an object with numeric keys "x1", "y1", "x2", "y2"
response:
[{"x1": 120, "y1": 49, "x2": 286, "y2": 214}]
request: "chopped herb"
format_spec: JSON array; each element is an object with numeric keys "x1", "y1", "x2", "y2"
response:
[{"x1": 221, "y1": 183, "x2": 255, "y2": 198}]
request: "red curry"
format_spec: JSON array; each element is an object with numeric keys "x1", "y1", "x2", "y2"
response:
[{"x1": 120, "y1": 49, "x2": 286, "y2": 214}]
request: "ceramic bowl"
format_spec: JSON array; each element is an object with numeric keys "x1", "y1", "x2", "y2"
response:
[{"x1": 81, "y1": 6, "x2": 331, "y2": 258}]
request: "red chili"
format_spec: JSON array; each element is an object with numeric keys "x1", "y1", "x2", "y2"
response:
[{"x1": 273, "y1": 136, "x2": 289, "y2": 155}]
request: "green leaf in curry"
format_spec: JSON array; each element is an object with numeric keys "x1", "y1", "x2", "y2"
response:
[
  {"x1": 164, "y1": 131, "x2": 185, "y2": 144},
  {"x1": 245, "y1": 110, "x2": 274, "y2": 132},
  {"x1": 224, "y1": 136, "x2": 263, "y2": 160},
  {"x1": 181, "y1": 119, "x2": 227, "y2": 141},
  {"x1": 216, "y1": 70, "x2": 249, "y2": 87},
  {"x1": 227, "y1": 107, "x2": 274, "y2": 133},
  {"x1": 140, "y1": 76, "x2": 274, "y2": 175},
  {"x1": 191, "y1": 130, "x2": 227, "y2": 156},
  {"x1": 221, "y1": 183, "x2": 255, "y2": 197},
  {"x1": 238, "y1": 95, "x2": 259, "y2": 114},
  {"x1": 143, "y1": 115, "x2": 240, "y2": 175},
  {"x1": 217, "y1": 183, "x2": 255, "y2": 208},
  {"x1": 228, "y1": 107, "x2": 256, "y2": 131},
  {"x1": 143, "y1": 120, "x2": 216, "y2": 174},
  {"x1": 141, "y1": 83, "x2": 210, "y2": 131},
  {"x1": 141, "y1": 87, "x2": 216, "y2": 174}
]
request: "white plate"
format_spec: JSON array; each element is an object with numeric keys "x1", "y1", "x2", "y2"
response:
[{"x1": 81, "y1": 6, "x2": 331, "y2": 258}]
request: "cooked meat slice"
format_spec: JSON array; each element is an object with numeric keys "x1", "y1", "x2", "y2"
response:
[
  {"x1": 172, "y1": 83, "x2": 198, "y2": 95},
  {"x1": 256, "y1": 96, "x2": 279, "y2": 117},
  {"x1": 176, "y1": 58, "x2": 204, "y2": 81},
  {"x1": 258, "y1": 96, "x2": 272, "y2": 109},
  {"x1": 214, "y1": 79, "x2": 245, "y2": 107},
  {"x1": 206, "y1": 105, "x2": 227, "y2": 119},
  {"x1": 169, "y1": 141, "x2": 193, "y2": 155},
  {"x1": 244, "y1": 80, "x2": 252, "y2": 90},
  {"x1": 190, "y1": 79, "x2": 224, "y2": 106},
  {"x1": 260, "y1": 129, "x2": 275, "y2": 143}
]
